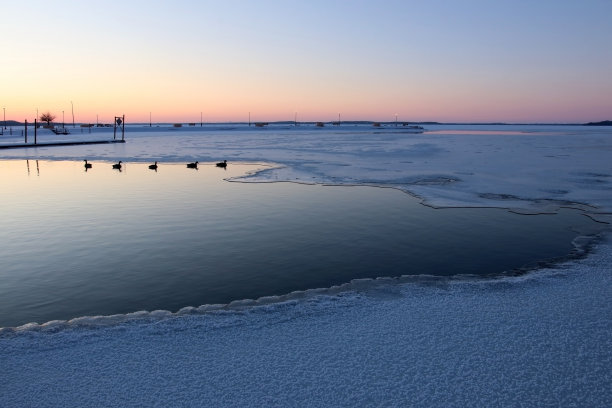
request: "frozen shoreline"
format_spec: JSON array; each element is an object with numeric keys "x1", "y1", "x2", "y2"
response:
[
  {"x1": 1, "y1": 237, "x2": 610, "y2": 407},
  {"x1": 1, "y1": 124, "x2": 610, "y2": 406}
]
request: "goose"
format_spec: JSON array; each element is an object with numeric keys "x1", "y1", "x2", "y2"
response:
[
  {"x1": 148, "y1": 161, "x2": 158, "y2": 170},
  {"x1": 83, "y1": 160, "x2": 92, "y2": 169},
  {"x1": 216, "y1": 160, "x2": 227, "y2": 168},
  {"x1": 186, "y1": 161, "x2": 198, "y2": 168},
  {"x1": 112, "y1": 161, "x2": 122, "y2": 169}
]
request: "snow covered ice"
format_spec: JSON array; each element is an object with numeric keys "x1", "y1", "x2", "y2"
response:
[
  {"x1": 2, "y1": 124, "x2": 611, "y2": 216},
  {"x1": 1, "y1": 243, "x2": 611, "y2": 407},
  {"x1": 1, "y1": 124, "x2": 611, "y2": 407}
]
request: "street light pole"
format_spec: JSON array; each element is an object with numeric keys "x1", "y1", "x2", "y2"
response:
[{"x1": 3, "y1": 107, "x2": 6, "y2": 129}]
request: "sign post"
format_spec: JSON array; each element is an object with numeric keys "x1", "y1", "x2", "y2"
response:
[{"x1": 113, "y1": 115, "x2": 125, "y2": 141}]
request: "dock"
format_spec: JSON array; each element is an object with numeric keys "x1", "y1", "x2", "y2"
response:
[{"x1": 0, "y1": 140, "x2": 126, "y2": 150}]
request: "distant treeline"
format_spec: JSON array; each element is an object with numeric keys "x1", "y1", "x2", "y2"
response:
[
  {"x1": 1, "y1": 120, "x2": 22, "y2": 126},
  {"x1": 584, "y1": 120, "x2": 612, "y2": 126}
]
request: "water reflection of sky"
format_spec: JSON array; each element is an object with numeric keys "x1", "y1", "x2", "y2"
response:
[{"x1": 0, "y1": 160, "x2": 603, "y2": 328}]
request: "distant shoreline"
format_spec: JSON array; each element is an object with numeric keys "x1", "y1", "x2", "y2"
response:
[{"x1": 1, "y1": 120, "x2": 610, "y2": 127}]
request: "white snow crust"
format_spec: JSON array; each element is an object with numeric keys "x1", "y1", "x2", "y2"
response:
[
  {"x1": 1, "y1": 241, "x2": 610, "y2": 407},
  {"x1": 1, "y1": 124, "x2": 610, "y2": 406}
]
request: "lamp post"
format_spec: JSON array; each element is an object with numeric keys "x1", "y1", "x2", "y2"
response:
[
  {"x1": 395, "y1": 113, "x2": 398, "y2": 127},
  {"x1": 3, "y1": 107, "x2": 6, "y2": 129}
]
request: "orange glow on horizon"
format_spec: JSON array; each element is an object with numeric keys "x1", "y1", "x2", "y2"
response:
[{"x1": 2, "y1": 2, "x2": 610, "y2": 125}]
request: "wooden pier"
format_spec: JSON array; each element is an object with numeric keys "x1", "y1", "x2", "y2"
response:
[
  {"x1": 0, "y1": 139, "x2": 126, "y2": 150},
  {"x1": 0, "y1": 115, "x2": 127, "y2": 150}
]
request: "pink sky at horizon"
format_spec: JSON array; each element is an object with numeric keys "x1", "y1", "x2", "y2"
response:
[{"x1": 2, "y1": 1, "x2": 611, "y2": 124}]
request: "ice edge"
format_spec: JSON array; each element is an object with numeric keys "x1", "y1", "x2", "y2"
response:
[{"x1": 0, "y1": 232, "x2": 604, "y2": 337}]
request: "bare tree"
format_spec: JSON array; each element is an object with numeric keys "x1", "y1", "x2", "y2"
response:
[{"x1": 40, "y1": 111, "x2": 56, "y2": 125}]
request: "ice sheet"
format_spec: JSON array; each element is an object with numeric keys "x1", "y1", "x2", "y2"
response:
[{"x1": 2, "y1": 124, "x2": 611, "y2": 217}]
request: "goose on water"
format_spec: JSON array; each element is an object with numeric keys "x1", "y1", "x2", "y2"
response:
[
  {"x1": 83, "y1": 160, "x2": 92, "y2": 169},
  {"x1": 186, "y1": 161, "x2": 198, "y2": 168},
  {"x1": 112, "y1": 161, "x2": 122, "y2": 169},
  {"x1": 149, "y1": 161, "x2": 158, "y2": 170},
  {"x1": 216, "y1": 160, "x2": 227, "y2": 168}
]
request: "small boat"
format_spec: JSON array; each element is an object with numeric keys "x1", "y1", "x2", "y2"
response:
[
  {"x1": 186, "y1": 161, "x2": 198, "y2": 169},
  {"x1": 402, "y1": 124, "x2": 425, "y2": 133},
  {"x1": 112, "y1": 161, "x2": 122, "y2": 169},
  {"x1": 83, "y1": 160, "x2": 92, "y2": 169},
  {"x1": 216, "y1": 160, "x2": 227, "y2": 168},
  {"x1": 148, "y1": 161, "x2": 158, "y2": 170},
  {"x1": 52, "y1": 127, "x2": 70, "y2": 135}
]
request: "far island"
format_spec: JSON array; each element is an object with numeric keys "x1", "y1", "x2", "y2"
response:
[{"x1": 584, "y1": 120, "x2": 612, "y2": 126}]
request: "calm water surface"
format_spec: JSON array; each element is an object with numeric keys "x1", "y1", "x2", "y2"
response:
[{"x1": 0, "y1": 160, "x2": 601, "y2": 327}]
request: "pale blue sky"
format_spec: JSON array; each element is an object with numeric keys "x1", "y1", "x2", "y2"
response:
[{"x1": 2, "y1": 0, "x2": 611, "y2": 122}]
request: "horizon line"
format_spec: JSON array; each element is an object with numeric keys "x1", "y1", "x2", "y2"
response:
[{"x1": 2, "y1": 119, "x2": 610, "y2": 127}]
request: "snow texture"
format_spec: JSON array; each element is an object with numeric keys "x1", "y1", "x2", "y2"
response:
[
  {"x1": 1, "y1": 124, "x2": 611, "y2": 407},
  {"x1": 1, "y1": 242, "x2": 610, "y2": 407}
]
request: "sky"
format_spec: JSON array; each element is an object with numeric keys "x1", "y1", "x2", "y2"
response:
[{"x1": 1, "y1": 0, "x2": 611, "y2": 124}]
